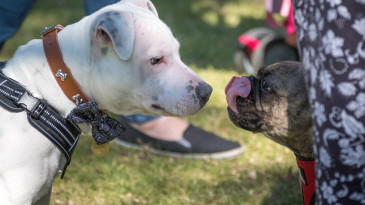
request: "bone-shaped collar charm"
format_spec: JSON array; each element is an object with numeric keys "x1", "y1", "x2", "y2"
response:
[{"x1": 55, "y1": 69, "x2": 68, "y2": 81}]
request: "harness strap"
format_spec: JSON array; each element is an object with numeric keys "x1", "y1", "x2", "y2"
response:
[
  {"x1": 0, "y1": 62, "x2": 26, "y2": 112},
  {"x1": 0, "y1": 62, "x2": 81, "y2": 178},
  {"x1": 0, "y1": 61, "x2": 5, "y2": 69},
  {"x1": 27, "y1": 103, "x2": 81, "y2": 178}
]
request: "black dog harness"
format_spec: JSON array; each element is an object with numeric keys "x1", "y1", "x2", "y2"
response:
[
  {"x1": 0, "y1": 61, "x2": 81, "y2": 178},
  {"x1": 0, "y1": 25, "x2": 125, "y2": 179},
  {"x1": 0, "y1": 59, "x2": 125, "y2": 179}
]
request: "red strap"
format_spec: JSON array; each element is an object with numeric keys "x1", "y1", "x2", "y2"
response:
[
  {"x1": 296, "y1": 158, "x2": 316, "y2": 205},
  {"x1": 42, "y1": 25, "x2": 90, "y2": 105}
]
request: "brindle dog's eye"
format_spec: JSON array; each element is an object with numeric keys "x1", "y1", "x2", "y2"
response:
[
  {"x1": 261, "y1": 79, "x2": 271, "y2": 91},
  {"x1": 150, "y1": 56, "x2": 164, "y2": 65}
]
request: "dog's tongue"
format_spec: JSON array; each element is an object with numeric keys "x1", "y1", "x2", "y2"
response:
[{"x1": 225, "y1": 76, "x2": 251, "y2": 113}]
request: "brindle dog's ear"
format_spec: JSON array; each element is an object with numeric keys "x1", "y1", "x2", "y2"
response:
[{"x1": 92, "y1": 11, "x2": 135, "y2": 61}]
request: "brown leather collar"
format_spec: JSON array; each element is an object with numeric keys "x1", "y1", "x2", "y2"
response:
[{"x1": 42, "y1": 25, "x2": 90, "y2": 105}]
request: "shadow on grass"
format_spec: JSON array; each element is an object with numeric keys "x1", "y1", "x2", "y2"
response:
[
  {"x1": 260, "y1": 170, "x2": 303, "y2": 205},
  {"x1": 0, "y1": 0, "x2": 267, "y2": 71},
  {"x1": 62, "y1": 137, "x2": 302, "y2": 205},
  {"x1": 155, "y1": 0, "x2": 267, "y2": 70},
  {"x1": 187, "y1": 105, "x2": 303, "y2": 204}
]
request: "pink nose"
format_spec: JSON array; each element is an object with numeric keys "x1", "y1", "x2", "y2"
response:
[{"x1": 225, "y1": 76, "x2": 251, "y2": 113}]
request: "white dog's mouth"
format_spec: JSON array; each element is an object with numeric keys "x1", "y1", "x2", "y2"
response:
[
  {"x1": 150, "y1": 104, "x2": 179, "y2": 116},
  {"x1": 151, "y1": 104, "x2": 164, "y2": 111}
]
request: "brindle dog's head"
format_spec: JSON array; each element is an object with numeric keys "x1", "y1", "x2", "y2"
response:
[{"x1": 226, "y1": 61, "x2": 313, "y2": 160}]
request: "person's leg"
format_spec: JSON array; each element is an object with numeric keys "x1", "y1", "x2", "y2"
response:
[
  {"x1": 0, "y1": 0, "x2": 36, "y2": 50},
  {"x1": 83, "y1": 0, "x2": 120, "y2": 15},
  {"x1": 123, "y1": 114, "x2": 185, "y2": 141},
  {"x1": 294, "y1": 1, "x2": 365, "y2": 204}
]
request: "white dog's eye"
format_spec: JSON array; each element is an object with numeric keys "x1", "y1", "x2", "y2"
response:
[
  {"x1": 261, "y1": 79, "x2": 271, "y2": 91},
  {"x1": 150, "y1": 56, "x2": 164, "y2": 65}
]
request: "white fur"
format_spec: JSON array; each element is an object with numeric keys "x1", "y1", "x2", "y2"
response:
[{"x1": 0, "y1": 0, "x2": 210, "y2": 204}]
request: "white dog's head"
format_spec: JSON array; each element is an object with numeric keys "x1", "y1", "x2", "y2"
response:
[{"x1": 85, "y1": 0, "x2": 212, "y2": 116}]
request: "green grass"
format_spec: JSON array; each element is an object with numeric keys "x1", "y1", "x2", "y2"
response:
[{"x1": 0, "y1": 0, "x2": 302, "y2": 204}]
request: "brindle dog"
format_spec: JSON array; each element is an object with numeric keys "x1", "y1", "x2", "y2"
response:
[{"x1": 225, "y1": 61, "x2": 315, "y2": 205}]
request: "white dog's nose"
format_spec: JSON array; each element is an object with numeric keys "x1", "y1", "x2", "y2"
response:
[{"x1": 196, "y1": 82, "x2": 212, "y2": 108}]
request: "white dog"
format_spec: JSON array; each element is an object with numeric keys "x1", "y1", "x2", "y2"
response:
[{"x1": 0, "y1": 0, "x2": 212, "y2": 204}]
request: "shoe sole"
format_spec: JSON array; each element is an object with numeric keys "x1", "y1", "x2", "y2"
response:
[{"x1": 114, "y1": 138, "x2": 245, "y2": 160}]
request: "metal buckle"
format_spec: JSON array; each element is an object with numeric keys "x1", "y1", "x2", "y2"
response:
[
  {"x1": 41, "y1": 24, "x2": 64, "y2": 37},
  {"x1": 17, "y1": 95, "x2": 46, "y2": 120},
  {"x1": 16, "y1": 91, "x2": 35, "y2": 109}
]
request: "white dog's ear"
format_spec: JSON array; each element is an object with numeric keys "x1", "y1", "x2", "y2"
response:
[
  {"x1": 93, "y1": 11, "x2": 135, "y2": 60},
  {"x1": 127, "y1": 0, "x2": 159, "y2": 17},
  {"x1": 146, "y1": 1, "x2": 158, "y2": 17}
]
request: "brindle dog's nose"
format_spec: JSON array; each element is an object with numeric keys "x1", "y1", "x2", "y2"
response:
[{"x1": 196, "y1": 82, "x2": 212, "y2": 108}]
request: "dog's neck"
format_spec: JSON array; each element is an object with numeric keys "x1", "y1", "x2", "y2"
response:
[
  {"x1": 291, "y1": 128, "x2": 314, "y2": 160},
  {"x1": 56, "y1": 20, "x2": 92, "y2": 96},
  {"x1": 2, "y1": 21, "x2": 92, "y2": 116}
]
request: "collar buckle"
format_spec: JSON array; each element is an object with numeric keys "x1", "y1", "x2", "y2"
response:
[{"x1": 41, "y1": 24, "x2": 64, "y2": 37}]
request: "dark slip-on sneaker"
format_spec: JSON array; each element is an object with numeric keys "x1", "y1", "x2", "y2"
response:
[{"x1": 114, "y1": 117, "x2": 245, "y2": 159}]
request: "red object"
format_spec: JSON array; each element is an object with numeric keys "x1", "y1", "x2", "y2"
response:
[
  {"x1": 296, "y1": 158, "x2": 316, "y2": 205},
  {"x1": 238, "y1": 35, "x2": 261, "y2": 57},
  {"x1": 265, "y1": 0, "x2": 296, "y2": 34},
  {"x1": 285, "y1": 4, "x2": 295, "y2": 35}
]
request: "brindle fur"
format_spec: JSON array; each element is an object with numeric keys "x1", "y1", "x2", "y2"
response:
[{"x1": 228, "y1": 61, "x2": 313, "y2": 160}]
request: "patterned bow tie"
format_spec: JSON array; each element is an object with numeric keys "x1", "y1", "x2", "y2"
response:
[{"x1": 67, "y1": 100, "x2": 126, "y2": 145}]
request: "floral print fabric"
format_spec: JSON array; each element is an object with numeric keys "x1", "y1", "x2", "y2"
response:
[{"x1": 293, "y1": 0, "x2": 365, "y2": 204}]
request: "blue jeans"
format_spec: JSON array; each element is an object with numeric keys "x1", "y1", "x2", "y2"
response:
[
  {"x1": 0, "y1": 0, "x2": 122, "y2": 44},
  {"x1": 0, "y1": 0, "x2": 35, "y2": 46},
  {"x1": 0, "y1": 0, "x2": 160, "y2": 124}
]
